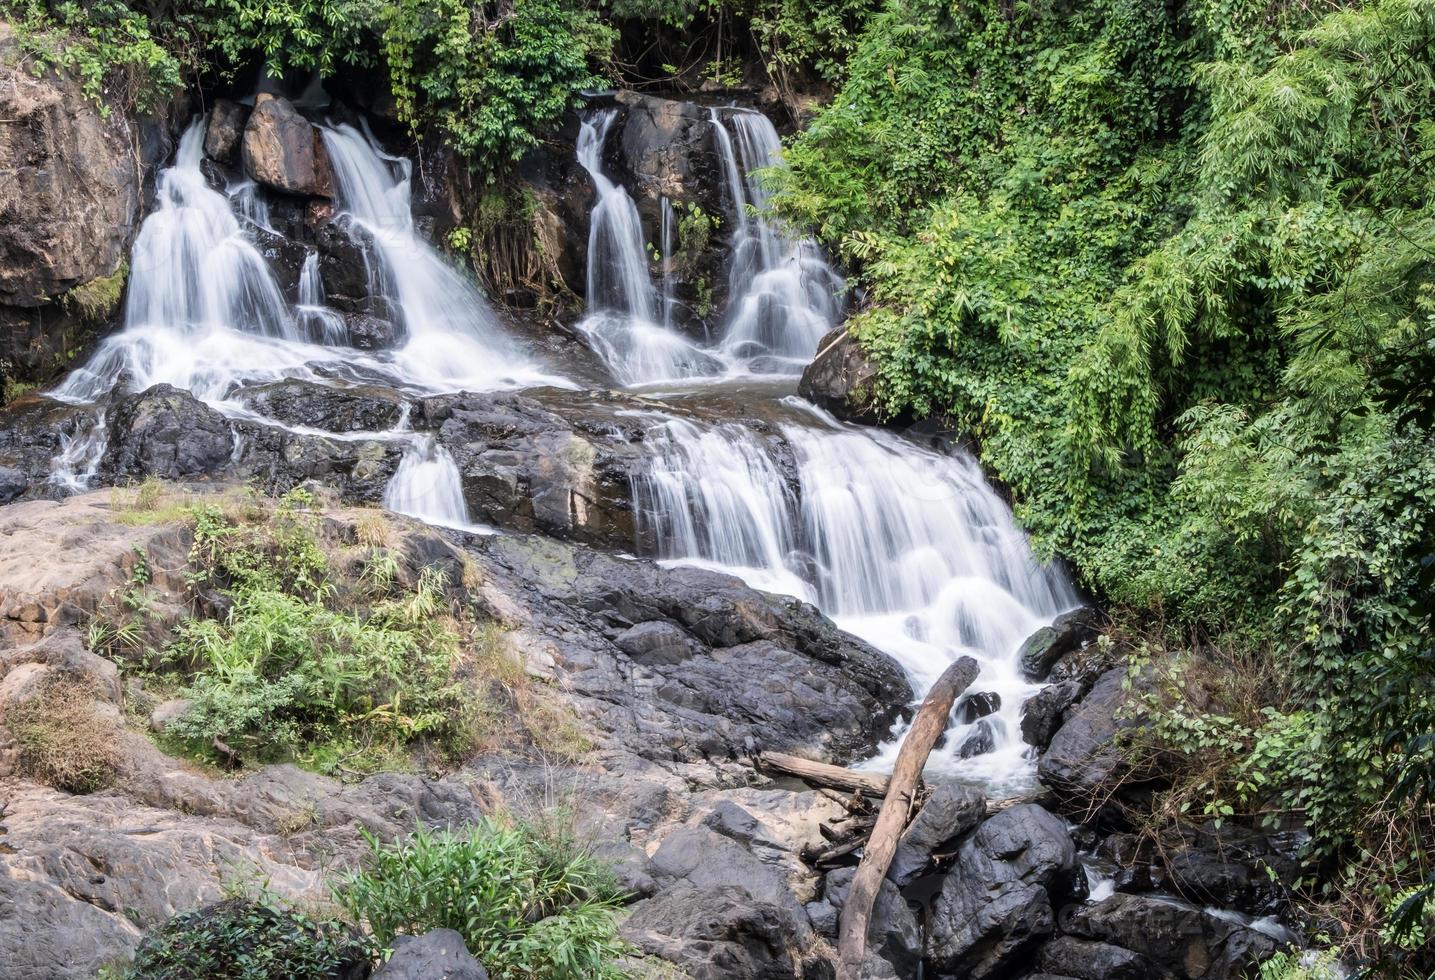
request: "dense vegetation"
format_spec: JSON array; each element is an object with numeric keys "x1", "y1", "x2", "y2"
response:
[{"x1": 772, "y1": 0, "x2": 1435, "y2": 971}]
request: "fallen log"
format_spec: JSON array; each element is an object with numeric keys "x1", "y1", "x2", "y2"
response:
[
  {"x1": 755, "y1": 751, "x2": 891, "y2": 797},
  {"x1": 836, "y1": 655, "x2": 980, "y2": 980}
]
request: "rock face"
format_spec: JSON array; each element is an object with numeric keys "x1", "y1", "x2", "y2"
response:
[
  {"x1": 373, "y1": 929, "x2": 489, "y2": 980},
  {"x1": 798, "y1": 327, "x2": 882, "y2": 424},
  {"x1": 242, "y1": 94, "x2": 334, "y2": 198},
  {"x1": 0, "y1": 22, "x2": 172, "y2": 384},
  {"x1": 926, "y1": 804, "x2": 1082, "y2": 979}
]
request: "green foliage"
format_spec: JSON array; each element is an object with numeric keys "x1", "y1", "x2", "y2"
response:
[
  {"x1": 332, "y1": 820, "x2": 627, "y2": 979},
  {"x1": 776, "y1": 0, "x2": 1435, "y2": 964},
  {"x1": 119, "y1": 898, "x2": 365, "y2": 980},
  {"x1": 200, "y1": 0, "x2": 376, "y2": 74},
  {"x1": 2, "y1": 0, "x2": 186, "y2": 113},
  {"x1": 164, "y1": 493, "x2": 468, "y2": 772},
  {"x1": 378, "y1": 0, "x2": 613, "y2": 175}
]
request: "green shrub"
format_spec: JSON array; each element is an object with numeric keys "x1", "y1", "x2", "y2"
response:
[
  {"x1": 332, "y1": 821, "x2": 626, "y2": 979},
  {"x1": 120, "y1": 898, "x2": 366, "y2": 980}
]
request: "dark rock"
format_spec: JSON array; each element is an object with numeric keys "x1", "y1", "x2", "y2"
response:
[
  {"x1": 249, "y1": 226, "x2": 311, "y2": 302},
  {"x1": 888, "y1": 782, "x2": 987, "y2": 886},
  {"x1": 623, "y1": 882, "x2": 807, "y2": 980},
  {"x1": 1021, "y1": 680, "x2": 1081, "y2": 750},
  {"x1": 346, "y1": 312, "x2": 399, "y2": 350},
  {"x1": 471, "y1": 532, "x2": 912, "y2": 763},
  {"x1": 238, "y1": 379, "x2": 407, "y2": 433},
  {"x1": 799, "y1": 327, "x2": 881, "y2": 423},
  {"x1": 102, "y1": 384, "x2": 233, "y2": 481},
  {"x1": 316, "y1": 222, "x2": 388, "y2": 318},
  {"x1": 959, "y1": 720, "x2": 997, "y2": 758},
  {"x1": 1037, "y1": 667, "x2": 1141, "y2": 804},
  {"x1": 1060, "y1": 893, "x2": 1281, "y2": 979},
  {"x1": 615, "y1": 620, "x2": 700, "y2": 666},
  {"x1": 927, "y1": 804, "x2": 1081, "y2": 978},
  {"x1": 817, "y1": 866, "x2": 921, "y2": 977},
  {"x1": 0, "y1": 464, "x2": 25, "y2": 504},
  {"x1": 373, "y1": 928, "x2": 488, "y2": 980},
  {"x1": 230, "y1": 422, "x2": 404, "y2": 503},
  {"x1": 961, "y1": 691, "x2": 1002, "y2": 723},
  {"x1": 1020, "y1": 607, "x2": 1102, "y2": 681},
  {"x1": 1037, "y1": 936, "x2": 1153, "y2": 980},
  {"x1": 421, "y1": 389, "x2": 653, "y2": 550},
  {"x1": 242, "y1": 94, "x2": 334, "y2": 198},
  {"x1": 203, "y1": 99, "x2": 249, "y2": 164}
]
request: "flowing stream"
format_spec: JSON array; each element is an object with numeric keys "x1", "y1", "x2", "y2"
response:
[{"x1": 42, "y1": 99, "x2": 1079, "y2": 791}]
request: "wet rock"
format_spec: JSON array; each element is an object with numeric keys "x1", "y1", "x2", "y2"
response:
[
  {"x1": 888, "y1": 782, "x2": 987, "y2": 886},
  {"x1": 346, "y1": 312, "x2": 398, "y2": 350},
  {"x1": 102, "y1": 384, "x2": 233, "y2": 481},
  {"x1": 238, "y1": 379, "x2": 407, "y2": 433},
  {"x1": 230, "y1": 421, "x2": 404, "y2": 503},
  {"x1": 316, "y1": 222, "x2": 387, "y2": 318},
  {"x1": 961, "y1": 691, "x2": 1002, "y2": 723},
  {"x1": 1019, "y1": 607, "x2": 1101, "y2": 681},
  {"x1": 959, "y1": 720, "x2": 997, "y2": 758},
  {"x1": 1037, "y1": 936, "x2": 1153, "y2": 980},
  {"x1": 1060, "y1": 892, "x2": 1281, "y2": 979},
  {"x1": 927, "y1": 804, "x2": 1081, "y2": 979},
  {"x1": 249, "y1": 226, "x2": 312, "y2": 301},
  {"x1": 1021, "y1": 680, "x2": 1081, "y2": 751},
  {"x1": 242, "y1": 94, "x2": 334, "y2": 198},
  {"x1": 374, "y1": 929, "x2": 488, "y2": 980},
  {"x1": 203, "y1": 99, "x2": 249, "y2": 164},
  {"x1": 615, "y1": 620, "x2": 700, "y2": 665},
  {"x1": 471, "y1": 531, "x2": 912, "y2": 763},
  {"x1": 1037, "y1": 668, "x2": 1143, "y2": 804},
  {"x1": 799, "y1": 327, "x2": 881, "y2": 424},
  {"x1": 422, "y1": 390, "x2": 650, "y2": 550}
]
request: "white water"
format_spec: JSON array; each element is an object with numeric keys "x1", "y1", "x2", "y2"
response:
[
  {"x1": 710, "y1": 108, "x2": 843, "y2": 368},
  {"x1": 634, "y1": 402, "x2": 1078, "y2": 791},
  {"x1": 574, "y1": 111, "x2": 720, "y2": 385},
  {"x1": 383, "y1": 436, "x2": 489, "y2": 532}
]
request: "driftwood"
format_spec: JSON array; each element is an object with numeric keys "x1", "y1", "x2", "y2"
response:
[
  {"x1": 755, "y1": 751, "x2": 891, "y2": 797},
  {"x1": 835, "y1": 655, "x2": 980, "y2": 980}
]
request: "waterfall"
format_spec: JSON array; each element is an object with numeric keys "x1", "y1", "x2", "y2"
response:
[
  {"x1": 659, "y1": 196, "x2": 677, "y2": 332},
  {"x1": 574, "y1": 111, "x2": 720, "y2": 386},
  {"x1": 383, "y1": 437, "x2": 480, "y2": 531},
  {"x1": 296, "y1": 251, "x2": 347, "y2": 345},
  {"x1": 633, "y1": 403, "x2": 1079, "y2": 791},
  {"x1": 709, "y1": 108, "x2": 843, "y2": 367},
  {"x1": 319, "y1": 123, "x2": 560, "y2": 393}
]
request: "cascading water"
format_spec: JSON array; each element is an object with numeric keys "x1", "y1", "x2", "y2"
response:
[
  {"x1": 709, "y1": 108, "x2": 843, "y2": 367},
  {"x1": 574, "y1": 111, "x2": 719, "y2": 385},
  {"x1": 383, "y1": 437, "x2": 483, "y2": 531},
  {"x1": 634, "y1": 401, "x2": 1078, "y2": 792}
]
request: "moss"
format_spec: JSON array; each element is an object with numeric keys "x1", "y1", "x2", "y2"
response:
[{"x1": 62, "y1": 261, "x2": 128, "y2": 324}]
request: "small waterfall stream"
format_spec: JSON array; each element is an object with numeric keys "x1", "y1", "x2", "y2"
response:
[{"x1": 633, "y1": 402, "x2": 1078, "y2": 790}]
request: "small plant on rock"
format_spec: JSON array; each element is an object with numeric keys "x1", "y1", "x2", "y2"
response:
[{"x1": 8, "y1": 675, "x2": 123, "y2": 794}]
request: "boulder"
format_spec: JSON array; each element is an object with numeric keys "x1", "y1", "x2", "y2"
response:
[
  {"x1": 102, "y1": 384, "x2": 233, "y2": 481},
  {"x1": 1037, "y1": 668, "x2": 1142, "y2": 803},
  {"x1": 959, "y1": 720, "x2": 997, "y2": 758},
  {"x1": 888, "y1": 782, "x2": 987, "y2": 886},
  {"x1": 927, "y1": 804, "x2": 1081, "y2": 979},
  {"x1": 1060, "y1": 893, "x2": 1281, "y2": 979},
  {"x1": 346, "y1": 312, "x2": 399, "y2": 350},
  {"x1": 238, "y1": 379, "x2": 408, "y2": 433},
  {"x1": 203, "y1": 99, "x2": 249, "y2": 164},
  {"x1": 148, "y1": 698, "x2": 192, "y2": 733},
  {"x1": 1037, "y1": 936, "x2": 1154, "y2": 980},
  {"x1": 798, "y1": 327, "x2": 881, "y2": 424},
  {"x1": 1020, "y1": 680, "x2": 1081, "y2": 751},
  {"x1": 623, "y1": 882, "x2": 809, "y2": 980},
  {"x1": 1019, "y1": 607, "x2": 1101, "y2": 681},
  {"x1": 373, "y1": 929, "x2": 488, "y2": 980},
  {"x1": 960, "y1": 691, "x2": 1002, "y2": 723},
  {"x1": 242, "y1": 94, "x2": 334, "y2": 198},
  {"x1": 0, "y1": 464, "x2": 26, "y2": 504},
  {"x1": 814, "y1": 866, "x2": 921, "y2": 977}
]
